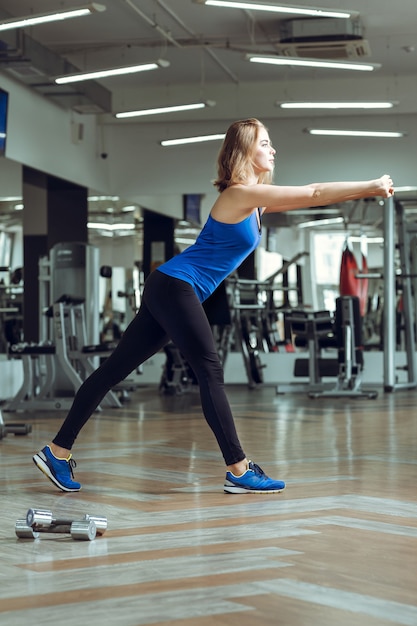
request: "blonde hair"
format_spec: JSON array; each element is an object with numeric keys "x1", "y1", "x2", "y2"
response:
[{"x1": 213, "y1": 118, "x2": 273, "y2": 192}]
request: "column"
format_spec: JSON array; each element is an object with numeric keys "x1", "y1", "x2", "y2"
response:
[{"x1": 22, "y1": 166, "x2": 88, "y2": 342}]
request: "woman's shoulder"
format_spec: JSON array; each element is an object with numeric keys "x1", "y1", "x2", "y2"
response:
[
  {"x1": 211, "y1": 185, "x2": 264, "y2": 222},
  {"x1": 221, "y1": 183, "x2": 271, "y2": 209}
]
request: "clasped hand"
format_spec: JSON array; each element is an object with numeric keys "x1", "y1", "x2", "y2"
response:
[{"x1": 380, "y1": 174, "x2": 394, "y2": 197}]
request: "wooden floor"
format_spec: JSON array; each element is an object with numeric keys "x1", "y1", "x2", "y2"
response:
[{"x1": 0, "y1": 382, "x2": 416, "y2": 626}]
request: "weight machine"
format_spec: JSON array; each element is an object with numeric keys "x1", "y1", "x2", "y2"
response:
[
  {"x1": 308, "y1": 296, "x2": 378, "y2": 399},
  {"x1": 5, "y1": 298, "x2": 122, "y2": 412},
  {"x1": 277, "y1": 296, "x2": 378, "y2": 398},
  {"x1": 227, "y1": 252, "x2": 308, "y2": 388},
  {"x1": 276, "y1": 308, "x2": 338, "y2": 395}
]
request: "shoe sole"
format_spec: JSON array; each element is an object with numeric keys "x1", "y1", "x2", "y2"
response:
[
  {"x1": 224, "y1": 482, "x2": 285, "y2": 494},
  {"x1": 33, "y1": 453, "x2": 81, "y2": 493}
]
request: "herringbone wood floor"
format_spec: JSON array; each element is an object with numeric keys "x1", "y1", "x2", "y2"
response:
[{"x1": 1, "y1": 383, "x2": 416, "y2": 626}]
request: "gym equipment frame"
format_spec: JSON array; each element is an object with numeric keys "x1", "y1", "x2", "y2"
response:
[
  {"x1": 0, "y1": 408, "x2": 32, "y2": 440},
  {"x1": 308, "y1": 296, "x2": 378, "y2": 399},
  {"x1": 383, "y1": 197, "x2": 417, "y2": 391},
  {"x1": 5, "y1": 300, "x2": 122, "y2": 412}
]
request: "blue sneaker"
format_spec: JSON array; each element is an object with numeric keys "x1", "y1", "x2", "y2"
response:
[
  {"x1": 224, "y1": 461, "x2": 285, "y2": 494},
  {"x1": 33, "y1": 445, "x2": 81, "y2": 492}
]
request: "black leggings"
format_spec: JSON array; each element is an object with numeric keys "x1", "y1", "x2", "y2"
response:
[{"x1": 53, "y1": 270, "x2": 246, "y2": 466}]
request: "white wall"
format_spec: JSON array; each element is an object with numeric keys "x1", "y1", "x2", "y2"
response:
[
  {"x1": 0, "y1": 155, "x2": 21, "y2": 196},
  {"x1": 1, "y1": 72, "x2": 416, "y2": 217},
  {"x1": 1, "y1": 74, "x2": 111, "y2": 194},
  {"x1": 100, "y1": 113, "x2": 416, "y2": 215}
]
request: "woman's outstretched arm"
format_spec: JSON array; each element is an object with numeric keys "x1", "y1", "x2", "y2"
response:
[{"x1": 221, "y1": 175, "x2": 394, "y2": 216}]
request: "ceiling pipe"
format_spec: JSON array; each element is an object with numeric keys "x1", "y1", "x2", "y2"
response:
[
  {"x1": 123, "y1": 0, "x2": 183, "y2": 48},
  {"x1": 156, "y1": 0, "x2": 239, "y2": 83}
]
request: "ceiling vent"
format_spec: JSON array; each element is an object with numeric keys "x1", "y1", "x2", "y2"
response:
[
  {"x1": 276, "y1": 17, "x2": 370, "y2": 59},
  {"x1": 276, "y1": 39, "x2": 371, "y2": 60},
  {"x1": 279, "y1": 17, "x2": 364, "y2": 42},
  {"x1": 0, "y1": 19, "x2": 111, "y2": 112}
]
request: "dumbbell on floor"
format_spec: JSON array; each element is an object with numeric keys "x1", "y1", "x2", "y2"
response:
[{"x1": 15, "y1": 508, "x2": 107, "y2": 541}]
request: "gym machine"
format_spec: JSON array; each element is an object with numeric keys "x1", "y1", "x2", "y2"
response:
[
  {"x1": 277, "y1": 196, "x2": 417, "y2": 396},
  {"x1": 308, "y1": 296, "x2": 378, "y2": 399},
  {"x1": 354, "y1": 196, "x2": 417, "y2": 391},
  {"x1": 227, "y1": 252, "x2": 307, "y2": 388},
  {"x1": 26, "y1": 257, "x2": 136, "y2": 401},
  {"x1": 0, "y1": 266, "x2": 32, "y2": 437},
  {"x1": 276, "y1": 308, "x2": 338, "y2": 395},
  {"x1": 277, "y1": 296, "x2": 378, "y2": 398},
  {"x1": 5, "y1": 297, "x2": 122, "y2": 411},
  {"x1": 276, "y1": 296, "x2": 378, "y2": 398},
  {"x1": 0, "y1": 408, "x2": 32, "y2": 439},
  {"x1": 0, "y1": 266, "x2": 23, "y2": 351},
  {"x1": 5, "y1": 241, "x2": 130, "y2": 411},
  {"x1": 226, "y1": 275, "x2": 267, "y2": 388}
]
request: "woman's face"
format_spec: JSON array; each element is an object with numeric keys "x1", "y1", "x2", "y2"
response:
[{"x1": 252, "y1": 126, "x2": 276, "y2": 176}]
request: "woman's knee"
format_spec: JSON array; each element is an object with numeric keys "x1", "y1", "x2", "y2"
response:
[{"x1": 192, "y1": 354, "x2": 224, "y2": 385}]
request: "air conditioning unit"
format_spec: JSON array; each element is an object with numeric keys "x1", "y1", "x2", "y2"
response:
[
  {"x1": 279, "y1": 17, "x2": 363, "y2": 42},
  {"x1": 276, "y1": 17, "x2": 370, "y2": 60},
  {"x1": 276, "y1": 39, "x2": 371, "y2": 60}
]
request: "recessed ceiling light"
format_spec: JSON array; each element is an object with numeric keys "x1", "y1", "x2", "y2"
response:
[
  {"x1": 297, "y1": 217, "x2": 345, "y2": 228},
  {"x1": 0, "y1": 3, "x2": 105, "y2": 32},
  {"x1": 160, "y1": 133, "x2": 225, "y2": 146},
  {"x1": 278, "y1": 101, "x2": 397, "y2": 109},
  {"x1": 56, "y1": 59, "x2": 169, "y2": 85},
  {"x1": 306, "y1": 129, "x2": 405, "y2": 138},
  {"x1": 246, "y1": 54, "x2": 380, "y2": 72},
  {"x1": 116, "y1": 100, "x2": 215, "y2": 119},
  {"x1": 194, "y1": 1, "x2": 355, "y2": 19}
]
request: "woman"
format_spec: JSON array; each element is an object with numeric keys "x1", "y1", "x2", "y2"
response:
[{"x1": 33, "y1": 118, "x2": 394, "y2": 494}]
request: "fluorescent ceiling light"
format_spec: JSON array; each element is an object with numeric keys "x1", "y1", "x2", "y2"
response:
[
  {"x1": 298, "y1": 217, "x2": 344, "y2": 228},
  {"x1": 88, "y1": 195, "x2": 120, "y2": 201},
  {"x1": 306, "y1": 129, "x2": 405, "y2": 138},
  {"x1": 116, "y1": 100, "x2": 215, "y2": 119},
  {"x1": 279, "y1": 101, "x2": 396, "y2": 109},
  {"x1": 350, "y1": 236, "x2": 384, "y2": 243},
  {"x1": 175, "y1": 237, "x2": 199, "y2": 245},
  {"x1": 247, "y1": 55, "x2": 379, "y2": 72},
  {"x1": 56, "y1": 59, "x2": 169, "y2": 85},
  {"x1": 160, "y1": 133, "x2": 225, "y2": 146},
  {"x1": 87, "y1": 222, "x2": 135, "y2": 231},
  {"x1": 195, "y1": 1, "x2": 355, "y2": 19},
  {"x1": 395, "y1": 186, "x2": 417, "y2": 192},
  {"x1": 0, "y1": 3, "x2": 105, "y2": 32}
]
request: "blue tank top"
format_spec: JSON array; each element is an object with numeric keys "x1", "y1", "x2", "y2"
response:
[{"x1": 157, "y1": 209, "x2": 262, "y2": 302}]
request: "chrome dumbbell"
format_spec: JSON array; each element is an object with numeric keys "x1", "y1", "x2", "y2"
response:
[{"x1": 15, "y1": 508, "x2": 107, "y2": 541}]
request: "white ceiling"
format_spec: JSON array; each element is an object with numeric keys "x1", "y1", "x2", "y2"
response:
[
  {"x1": 0, "y1": 0, "x2": 416, "y2": 233},
  {"x1": 0, "y1": 0, "x2": 415, "y2": 119}
]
